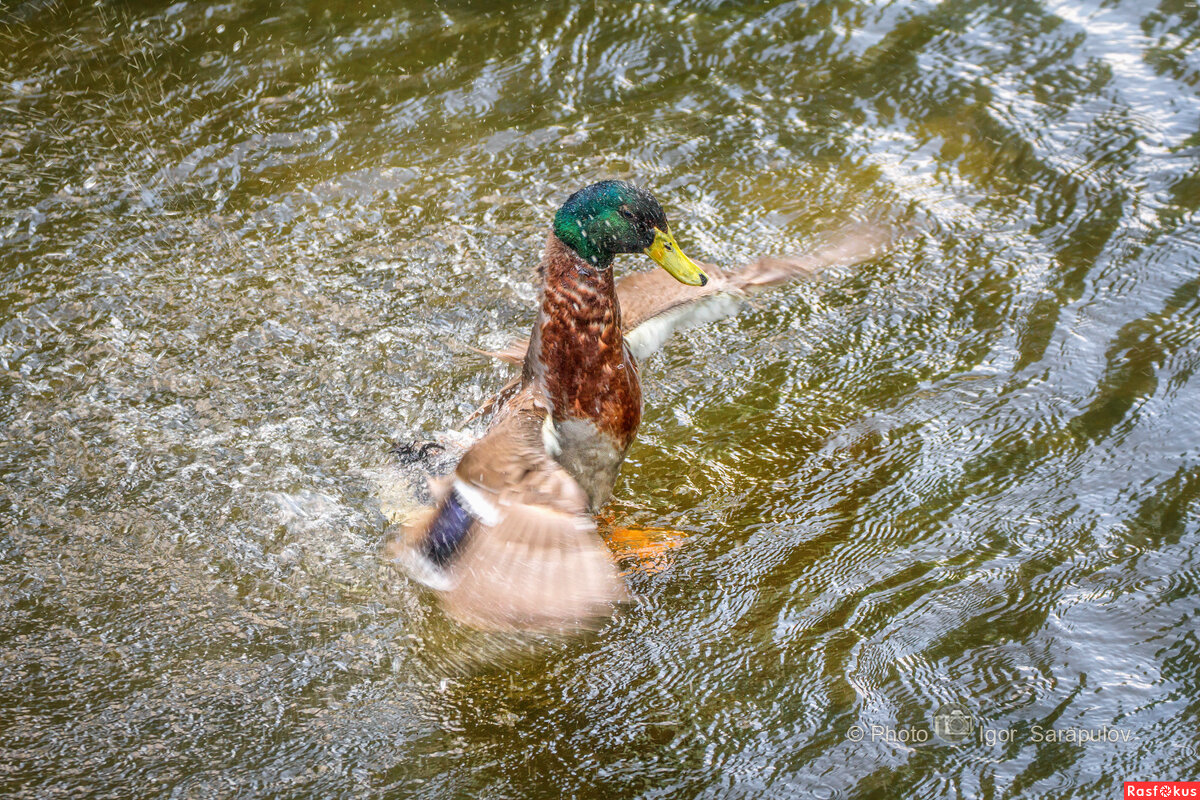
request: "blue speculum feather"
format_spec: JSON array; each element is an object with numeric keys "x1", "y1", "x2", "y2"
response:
[{"x1": 422, "y1": 490, "x2": 475, "y2": 566}]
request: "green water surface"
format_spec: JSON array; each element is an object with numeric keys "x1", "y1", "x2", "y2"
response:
[{"x1": 2, "y1": 0, "x2": 1199, "y2": 797}]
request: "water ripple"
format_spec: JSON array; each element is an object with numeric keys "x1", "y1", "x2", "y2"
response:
[{"x1": 2, "y1": 0, "x2": 1199, "y2": 796}]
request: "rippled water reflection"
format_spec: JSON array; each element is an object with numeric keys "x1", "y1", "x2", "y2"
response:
[{"x1": 2, "y1": 0, "x2": 1199, "y2": 796}]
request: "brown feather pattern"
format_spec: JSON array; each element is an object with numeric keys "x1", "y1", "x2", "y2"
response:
[{"x1": 525, "y1": 235, "x2": 642, "y2": 449}]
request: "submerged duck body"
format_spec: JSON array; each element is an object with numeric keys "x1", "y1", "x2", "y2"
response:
[{"x1": 387, "y1": 180, "x2": 890, "y2": 632}]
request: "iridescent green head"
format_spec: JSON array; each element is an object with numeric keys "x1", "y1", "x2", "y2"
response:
[{"x1": 553, "y1": 180, "x2": 708, "y2": 286}]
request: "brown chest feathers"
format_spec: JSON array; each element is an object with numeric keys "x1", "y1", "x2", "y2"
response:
[{"x1": 525, "y1": 235, "x2": 642, "y2": 452}]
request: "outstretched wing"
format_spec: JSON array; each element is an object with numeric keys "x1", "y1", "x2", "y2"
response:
[
  {"x1": 472, "y1": 223, "x2": 893, "y2": 368},
  {"x1": 387, "y1": 388, "x2": 627, "y2": 632}
]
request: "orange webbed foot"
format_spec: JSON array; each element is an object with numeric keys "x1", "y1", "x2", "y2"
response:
[{"x1": 599, "y1": 513, "x2": 688, "y2": 576}]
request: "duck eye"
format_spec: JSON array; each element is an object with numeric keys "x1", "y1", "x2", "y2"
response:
[{"x1": 617, "y1": 207, "x2": 635, "y2": 220}]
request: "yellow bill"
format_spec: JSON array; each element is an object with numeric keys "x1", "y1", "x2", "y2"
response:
[{"x1": 644, "y1": 228, "x2": 708, "y2": 286}]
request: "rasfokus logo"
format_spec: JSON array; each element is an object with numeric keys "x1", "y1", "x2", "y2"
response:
[{"x1": 1125, "y1": 783, "x2": 1200, "y2": 798}]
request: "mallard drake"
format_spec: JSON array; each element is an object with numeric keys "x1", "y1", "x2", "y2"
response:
[{"x1": 386, "y1": 180, "x2": 888, "y2": 632}]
